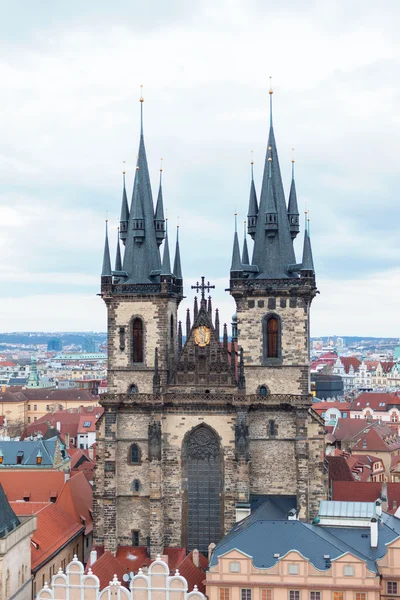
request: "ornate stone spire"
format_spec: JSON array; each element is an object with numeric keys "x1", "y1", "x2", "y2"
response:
[
  {"x1": 101, "y1": 220, "x2": 112, "y2": 277},
  {"x1": 288, "y1": 150, "x2": 300, "y2": 240},
  {"x1": 115, "y1": 227, "x2": 122, "y2": 272},
  {"x1": 173, "y1": 225, "x2": 183, "y2": 280},
  {"x1": 119, "y1": 169, "x2": 129, "y2": 245},
  {"x1": 230, "y1": 213, "x2": 242, "y2": 274}
]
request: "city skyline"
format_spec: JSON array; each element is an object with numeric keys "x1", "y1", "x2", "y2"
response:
[{"x1": 1, "y1": 1, "x2": 400, "y2": 335}]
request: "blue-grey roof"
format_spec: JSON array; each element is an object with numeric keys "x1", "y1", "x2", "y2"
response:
[
  {"x1": 319, "y1": 500, "x2": 376, "y2": 518},
  {"x1": 247, "y1": 169, "x2": 258, "y2": 218},
  {"x1": 0, "y1": 484, "x2": 20, "y2": 538},
  {"x1": 120, "y1": 173, "x2": 129, "y2": 225},
  {"x1": 287, "y1": 163, "x2": 299, "y2": 218},
  {"x1": 161, "y1": 227, "x2": 172, "y2": 275},
  {"x1": 301, "y1": 223, "x2": 314, "y2": 272},
  {"x1": 230, "y1": 217, "x2": 242, "y2": 272},
  {"x1": 0, "y1": 436, "x2": 59, "y2": 467},
  {"x1": 242, "y1": 235, "x2": 250, "y2": 265},
  {"x1": 211, "y1": 508, "x2": 400, "y2": 574},
  {"x1": 154, "y1": 176, "x2": 165, "y2": 222},
  {"x1": 115, "y1": 228, "x2": 122, "y2": 272}
]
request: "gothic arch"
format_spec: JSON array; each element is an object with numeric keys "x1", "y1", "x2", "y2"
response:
[
  {"x1": 130, "y1": 316, "x2": 145, "y2": 364},
  {"x1": 181, "y1": 424, "x2": 223, "y2": 552},
  {"x1": 262, "y1": 312, "x2": 282, "y2": 364}
]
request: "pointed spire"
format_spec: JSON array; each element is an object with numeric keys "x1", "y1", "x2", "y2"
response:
[
  {"x1": 207, "y1": 296, "x2": 212, "y2": 317},
  {"x1": 301, "y1": 212, "x2": 315, "y2": 273},
  {"x1": 173, "y1": 225, "x2": 183, "y2": 279},
  {"x1": 242, "y1": 221, "x2": 250, "y2": 265},
  {"x1": 154, "y1": 160, "x2": 166, "y2": 247},
  {"x1": 122, "y1": 91, "x2": 162, "y2": 284},
  {"x1": 223, "y1": 323, "x2": 228, "y2": 352},
  {"x1": 186, "y1": 308, "x2": 191, "y2": 338},
  {"x1": 161, "y1": 220, "x2": 172, "y2": 275},
  {"x1": 215, "y1": 308, "x2": 220, "y2": 341},
  {"x1": 194, "y1": 297, "x2": 199, "y2": 320},
  {"x1": 269, "y1": 76, "x2": 273, "y2": 125},
  {"x1": 140, "y1": 85, "x2": 144, "y2": 135},
  {"x1": 178, "y1": 321, "x2": 183, "y2": 353},
  {"x1": 115, "y1": 227, "x2": 122, "y2": 272},
  {"x1": 247, "y1": 155, "x2": 258, "y2": 239},
  {"x1": 230, "y1": 213, "x2": 242, "y2": 273},
  {"x1": 119, "y1": 168, "x2": 129, "y2": 245},
  {"x1": 101, "y1": 220, "x2": 112, "y2": 277},
  {"x1": 288, "y1": 149, "x2": 300, "y2": 240},
  {"x1": 251, "y1": 86, "x2": 296, "y2": 278}
]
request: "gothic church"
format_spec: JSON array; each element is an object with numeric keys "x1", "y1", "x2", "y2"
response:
[{"x1": 94, "y1": 91, "x2": 326, "y2": 557}]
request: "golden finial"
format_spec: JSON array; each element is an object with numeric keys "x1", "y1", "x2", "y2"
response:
[
  {"x1": 136, "y1": 155, "x2": 139, "y2": 170},
  {"x1": 292, "y1": 147, "x2": 295, "y2": 164},
  {"x1": 250, "y1": 150, "x2": 254, "y2": 165},
  {"x1": 268, "y1": 145, "x2": 272, "y2": 151},
  {"x1": 122, "y1": 160, "x2": 126, "y2": 175},
  {"x1": 268, "y1": 156, "x2": 272, "y2": 162},
  {"x1": 105, "y1": 209, "x2": 108, "y2": 223},
  {"x1": 177, "y1": 216, "x2": 180, "y2": 229},
  {"x1": 140, "y1": 84, "x2": 144, "y2": 103},
  {"x1": 160, "y1": 158, "x2": 163, "y2": 172},
  {"x1": 269, "y1": 76, "x2": 273, "y2": 95}
]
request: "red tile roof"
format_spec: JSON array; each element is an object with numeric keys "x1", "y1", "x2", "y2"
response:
[
  {"x1": 391, "y1": 455, "x2": 400, "y2": 471},
  {"x1": 56, "y1": 471, "x2": 93, "y2": 535},
  {"x1": 10, "y1": 501, "x2": 49, "y2": 516},
  {"x1": 326, "y1": 456, "x2": 354, "y2": 482},
  {"x1": 382, "y1": 362, "x2": 396, "y2": 373},
  {"x1": 0, "y1": 471, "x2": 65, "y2": 502},
  {"x1": 352, "y1": 392, "x2": 400, "y2": 411},
  {"x1": 77, "y1": 415, "x2": 97, "y2": 433},
  {"x1": 116, "y1": 546, "x2": 151, "y2": 570},
  {"x1": 351, "y1": 427, "x2": 400, "y2": 453},
  {"x1": 340, "y1": 357, "x2": 361, "y2": 374},
  {"x1": 332, "y1": 481, "x2": 400, "y2": 513},
  {"x1": 163, "y1": 547, "x2": 186, "y2": 571},
  {"x1": 177, "y1": 550, "x2": 208, "y2": 594},
  {"x1": 31, "y1": 503, "x2": 84, "y2": 571},
  {"x1": 90, "y1": 551, "x2": 127, "y2": 590},
  {"x1": 312, "y1": 401, "x2": 351, "y2": 414}
]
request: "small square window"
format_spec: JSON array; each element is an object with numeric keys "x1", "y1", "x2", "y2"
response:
[
  {"x1": 230, "y1": 562, "x2": 241, "y2": 573},
  {"x1": 220, "y1": 589, "x2": 230, "y2": 600},
  {"x1": 262, "y1": 591, "x2": 272, "y2": 600},
  {"x1": 131, "y1": 530, "x2": 139, "y2": 546},
  {"x1": 310, "y1": 593, "x2": 320, "y2": 600},
  {"x1": 344, "y1": 566, "x2": 354, "y2": 576},
  {"x1": 388, "y1": 583, "x2": 398, "y2": 595},
  {"x1": 241, "y1": 590, "x2": 251, "y2": 600},
  {"x1": 289, "y1": 592, "x2": 300, "y2": 600},
  {"x1": 288, "y1": 564, "x2": 299, "y2": 575},
  {"x1": 355, "y1": 594, "x2": 366, "y2": 600},
  {"x1": 333, "y1": 593, "x2": 344, "y2": 600}
]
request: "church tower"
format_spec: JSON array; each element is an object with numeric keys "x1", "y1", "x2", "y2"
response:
[{"x1": 94, "y1": 91, "x2": 326, "y2": 560}]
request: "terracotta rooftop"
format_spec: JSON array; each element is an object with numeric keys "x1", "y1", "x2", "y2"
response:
[
  {"x1": 177, "y1": 550, "x2": 208, "y2": 594},
  {"x1": 332, "y1": 481, "x2": 400, "y2": 513},
  {"x1": 326, "y1": 456, "x2": 354, "y2": 482},
  {"x1": 0, "y1": 470, "x2": 65, "y2": 502},
  {"x1": 312, "y1": 401, "x2": 351, "y2": 413},
  {"x1": 31, "y1": 503, "x2": 84, "y2": 571},
  {"x1": 352, "y1": 392, "x2": 400, "y2": 411},
  {"x1": 56, "y1": 471, "x2": 93, "y2": 535},
  {"x1": 340, "y1": 357, "x2": 361, "y2": 374},
  {"x1": 90, "y1": 551, "x2": 127, "y2": 590}
]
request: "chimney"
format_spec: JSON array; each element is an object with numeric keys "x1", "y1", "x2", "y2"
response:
[
  {"x1": 370, "y1": 518, "x2": 378, "y2": 548},
  {"x1": 381, "y1": 481, "x2": 388, "y2": 512},
  {"x1": 288, "y1": 508, "x2": 298, "y2": 521},
  {"x1": 90, "y1": 550, "x2": 97, "y2": 566},
  {"x1": 88, "y1": 445, "x2": 94, "y2": 460},
  {"x1": 56, "y1": 421, "x2": 61, "y2": 432},
  {"x1": 193, "y1": 549, "x2": 200, "y2": 568},
  {"x1": 375, "y1": 499, "x2": 382, "y2": 517}
]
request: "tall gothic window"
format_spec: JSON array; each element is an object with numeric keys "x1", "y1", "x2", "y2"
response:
[
  {"x1": 170, "y1": 314, "x2": 174, "y2": 343},
  {"x1": 129, "y1": 443, "x2": 140, "y2": 464},
  {"x1": 183, "y1": 425, "x2": 222, "y2": 552},
  {"x1": 263, "y1": 314, "x2": 281, "y2": 361},
  {"x1": 132, "y1": 318, "x2": 143, "y2": 363}
]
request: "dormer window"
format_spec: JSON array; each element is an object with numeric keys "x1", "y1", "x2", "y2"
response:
[{"x1": 16, "y1": 451, "x2": 24, "y2": 465}]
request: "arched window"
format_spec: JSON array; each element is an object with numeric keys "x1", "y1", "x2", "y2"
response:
[
  {"x1": 259, "y1": 385, "x2": 269, "y2": 397},
  {"x1": 269, "y1": 419, "x2": 276, "y2": 437},
  {"x1": 129, "y1": 443, "x2": 140, "y2": 464},
  {"x1": 132, "y1": 318, "x2": 143, "y2": 363},
  {"x1": 263, "y1": 314, "x2": 281, "y2": 361},
  {"x1": 132, "y1": 479, "x2": 140, "y2": 492},
  {"x1": 170, "y1": 314, "x2": 174, "y2": 343},
  {"x1": 129, "y1": 384, "x2": 138, "y2": 394}
]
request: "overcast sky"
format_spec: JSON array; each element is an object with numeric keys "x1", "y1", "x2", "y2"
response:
[{"x1": 1, "y1": 0, "x2": 400, "y2": 337}]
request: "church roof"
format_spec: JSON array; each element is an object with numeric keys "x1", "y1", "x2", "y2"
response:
[{"x1": 0, "y1": 483, "x2": 20, "y2": 538}]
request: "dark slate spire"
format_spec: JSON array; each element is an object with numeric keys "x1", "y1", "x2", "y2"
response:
[
  {"x1": 0, "y1": 483, "x2": 20, "y2": 538},
  {"x1": 154, "y1": 163, "x2": 166, "y2": 247},
  {"x1": 173, "y1": 225, "x2": 183, "y2": 280},
  {"x1": 215, "y1": 308, "x2": 220, "y2": 340},
  {"x1": 194, "y1": 297, "x2": 199, "y2": 320},
  {"x1": 242, "y1": 221, "x2": 250, "y2": 265},
  {"x1": 301, "y1": 215, "x2": 315, "y2": 273},
  {"x1": 101, "y1": 220, "x2": 112, "y2": 277},
  {"x1": 122, "y1": 95, "x2": 162, "y2": 283},
  {"x1": 265, "y1": 152, "x2": 278, "y2": 237},
  {"x1": 119, "y1": 170, "x2": 129, "y2": 245},
  {"x1": 288, "y1": 154, "x2": 300, "y2": 240},
  {"x1": 247, "y1": 159, "x2": 258, "y2": 239},
  {"x1": 115, "y1": 227, "x2": 122, "y2": 272},
  {"x1": 230, "y1": 214, "x2": 242, "y2": 273},
  {"x1": 186, "y1": 308, "x2": 191, "y2": 338},
  {"x1": 251, "y1": 86, "x2": 296, "y2": 278},
  {"x1": 178, "y1": 321, "x2": 183, "y2": 353},
  {"x1": 223, "y1": 323, "x2": 228, "y2": 352},
  {"x1": 161, "y1": 221, "x2": 173, "y2": 275},
  {"x1": 207, "y1": 296, "x2": 212, "y2": 317}
]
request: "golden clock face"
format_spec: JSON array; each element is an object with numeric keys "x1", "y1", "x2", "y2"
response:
[{"x1": 194, "y1": 325, "x2": 211, "y2": 347}]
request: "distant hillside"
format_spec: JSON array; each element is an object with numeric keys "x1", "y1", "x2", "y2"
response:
[{"x1": 0, "y1": 332, "x2": 107, "y2": 346}]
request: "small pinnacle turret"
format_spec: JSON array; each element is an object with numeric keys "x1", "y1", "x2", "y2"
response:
[
  {"x1": 115, "y1": 227, "x2": 122, "y2": 272},
  {"x1": 154, "y1": 166, "x2": 166, "y2": 247},
  {"x1": 301, "y1": 216, "x2": 314, "y2": 273},
  {"x1": 230, "y1": 214, "x2": 242, "y2": 274},
  {"x1": 288, "y1": 156, "x2": 300, "y2": 240},
  {"x1": 242, "y1": 221, "x2": 250, "y2": 265},
  {"x1": 173, "y1": 226, "x2": 183, "y2": 280},
  {"x1": 119, "y1": 171, "x2": 129, "y2": 245},
  {"x1": 101, "y1": 221, "x2": 112, "y2": 277},
  {"x1": 264, "y1": 153, "x2": 278, "y2": 237},
  {"x1": 161, "y1": 221, "x2": 172, "y2": 275},
  {"x1": 247, "y1": 161, "x2": 258, "y2": 239}
]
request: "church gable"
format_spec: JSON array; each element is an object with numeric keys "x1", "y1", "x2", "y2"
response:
[{"x1": 169, "y1": 303, "x2": 236, "y2": 389}]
